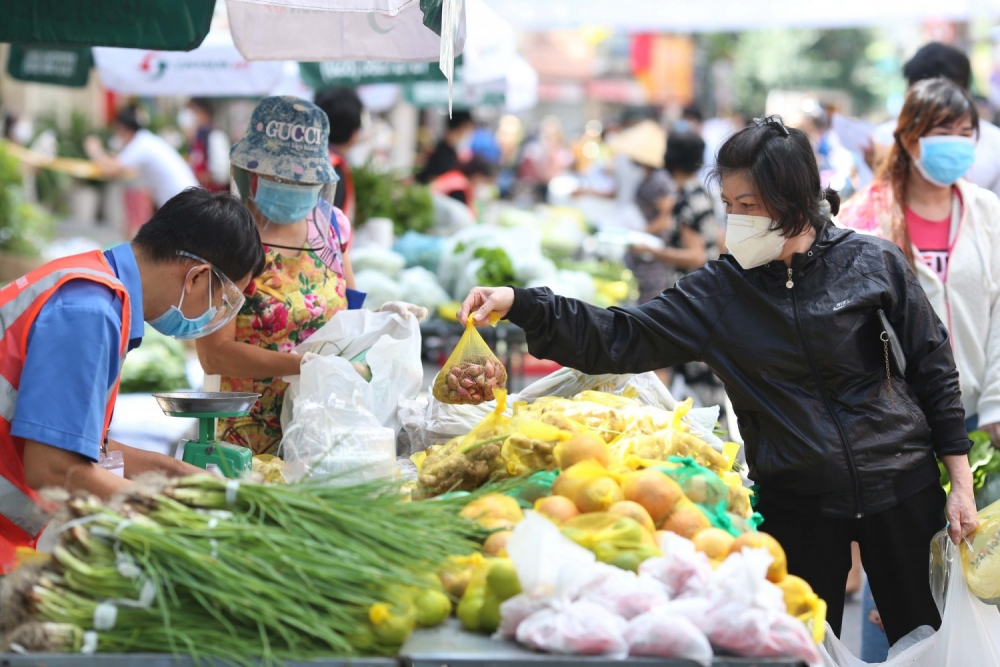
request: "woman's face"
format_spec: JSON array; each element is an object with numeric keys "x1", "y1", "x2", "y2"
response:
[
  {"x1": 720, "y1": 172, "x2": 769, "y2": 217},
  {"x1": 905, "y1": 115, "x2": 976, "y2": 158}
]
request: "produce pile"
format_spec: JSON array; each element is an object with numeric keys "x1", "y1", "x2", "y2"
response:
[
  {"x1": 0, "y1": 475, "x2": 484, "y2": 664},
  {"x1": 432, "y1": 316, "x2": 508, "y2": 406},
  {"x1": 118, "y1": 326, "x2": 189, "y2": 394}
]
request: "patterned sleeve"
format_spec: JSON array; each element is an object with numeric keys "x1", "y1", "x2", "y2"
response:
[{"x1": 332, "y1": 206, "x2": 353, "y2": 252}]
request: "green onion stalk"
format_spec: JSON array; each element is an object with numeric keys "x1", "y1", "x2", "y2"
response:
[{"x1": 0, "y1": 475, "x2": 487, "y2": 665}]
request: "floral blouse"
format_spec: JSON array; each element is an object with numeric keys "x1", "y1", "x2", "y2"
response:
[{"x1": 218, "y1": 203, "x2": 351, "y2": 455}]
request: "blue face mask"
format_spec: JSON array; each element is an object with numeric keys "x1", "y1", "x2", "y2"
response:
[
  {"x1": 253, "y1": 178, "x2": 321, "y2": 224},
  {"x1": 915, "y1": 135, "x2": 976, "y2": 187},
  {"x1": 148, "y1": 268, "x2": 219, "y2": 340}
]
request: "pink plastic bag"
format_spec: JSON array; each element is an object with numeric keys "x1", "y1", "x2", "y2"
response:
[
  {"x1": 708, "y1": 605, "x2": 820, "y2": 664},
  {"x1": 639, "y1": 532, "x2": 713, "y2": 599},
  {"x1": 625, "y1": 608, "x2": 714, "y2": 666},
  {"x1": 579, "y1": 570, "x2": 670, "y2": 619},
  {"x1": 516, "y1": 600, "x2": 629, "y2": 657}
]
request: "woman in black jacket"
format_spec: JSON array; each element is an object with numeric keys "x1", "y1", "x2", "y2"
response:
[{"x1": 459, "y1": 117, "x2": 979, "y2": 646}]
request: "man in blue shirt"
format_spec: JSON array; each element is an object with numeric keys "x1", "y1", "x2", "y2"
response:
[{"x1": 6, "y1": 188, "x2": 265, "y2": 501}]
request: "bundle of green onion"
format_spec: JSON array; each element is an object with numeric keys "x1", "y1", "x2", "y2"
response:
[{"x1": 0, "y1": 475, "x2": 485, "y2": 664}]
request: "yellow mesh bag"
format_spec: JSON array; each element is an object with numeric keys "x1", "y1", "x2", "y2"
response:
[
  {"x1": 501, "y1": 415, "x2": 573, "y2": 476},
  {"x1": 433, "y1": 315, "x2": 508, "y2": 405},
  {"x1": 560, "y1": 512, "x2": 660, "y2": 570},
  {"x1": 961, "y1": 497, "x2": 1000, "y2": 600},
  {"x1": 416, "y1": 390, "x2": 511, "y2": 497}
]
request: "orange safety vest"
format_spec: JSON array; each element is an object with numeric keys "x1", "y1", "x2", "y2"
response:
[
  {"x1": 430, "y1": 170, "x2": 475, "y2": 214},
  {"x1": 0, "y1": 251, "x2": 130, "y2": 571}
]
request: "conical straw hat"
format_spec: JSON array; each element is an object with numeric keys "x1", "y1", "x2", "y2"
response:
[{"x1": 610, "y1": 119, "x2": 666, "y2": 169}]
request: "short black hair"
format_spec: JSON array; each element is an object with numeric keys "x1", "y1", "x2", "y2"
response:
[
  {"x1": 664, "y1": 132, "x2": 706, "y2": 176},
  {"x1": 460, "y1": 155, "x2": 496, "y2": 179},
  {"x1": 114, "y1": 105, "x2": 143, "y2": 133},
  {"x1": 188, "y1": 97, "x2": 214, "y2": 118},
  {"x1": 681, "y1": 105, "x2": 704, "y2": 123},
  {"x1": 903, "y1": 42, "x2": 971, "y2": 89},
  {"x1": 132, "y1": 188, "x2": 266, "y2": 282},
  {"x1": 712, "y1": 115, "x2": 839, "y2": 239},
  {"x1": 315, "y1": 87, "x2": 364, "y2": 145},
  {"x1": 447, "y1": 110, "x2": 474, "y2": 131}
]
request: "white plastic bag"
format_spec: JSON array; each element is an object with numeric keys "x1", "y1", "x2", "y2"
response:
[
  {"x1": 821, "y1": 540, "x2": 1000, "y2": 667},
  {"x1": 283, "y1": 309, "x2": 422, "y2": 436},
  {"x1": 516, "y1": 600, "x2": 628, "y2": 657},
  {"x1": 625, "y1": 607, "x2": 713, "y2": 665},
  {"x1": 398, "y1": 267, "x2": 452, "y2": 313},
  {"x1": 280, "y1": 355, "x2": 396, "y2": 484},
  {"x1": 640, "y1": 532, "x2": 714, "y2": 600},
  {"x1": 513, "y1": 368, "x2": 632, "y2": 404},
  {"x1": 399, "y1": 396, "x2": 501, "y2": 454}
]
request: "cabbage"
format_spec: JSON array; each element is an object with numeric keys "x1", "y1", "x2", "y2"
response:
[
  {"x1": 119, "y1": 326, "x2": 190, "y2": 394},
  {"x1": 527, "y1": 270, "x2": 597, "y2": 303},
  {"x1": 353, "y1": 270, "x2": 401, "y2": 310},
  {"x1": 398, "y1": 267, "x2": 452, "y2": 313},
  {"x1": 350, "y1": 246, "x2": 406, "y2": 279}
]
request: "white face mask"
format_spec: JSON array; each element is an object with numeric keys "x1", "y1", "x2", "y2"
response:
[{"x1": 725, "y1": 214, "x2": 786, "y2": 269}]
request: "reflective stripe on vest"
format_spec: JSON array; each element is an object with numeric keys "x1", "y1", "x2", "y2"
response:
[
  {"x1": 0, "y1": 266, "x2": 124, "y2": 422},
  {"x1": 0, "y1": 475, "x2": 48, "y2": 537},
  {"x1": 0, "y1": 254, "x2": 129, "y2": 546}
]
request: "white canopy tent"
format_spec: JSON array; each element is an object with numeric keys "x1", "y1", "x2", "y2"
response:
[{"x1": 481, "y1": 0, "x2": 1000, "y2": 31}]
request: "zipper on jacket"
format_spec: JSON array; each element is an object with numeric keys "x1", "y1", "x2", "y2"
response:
[{"x1": 787, "y1": 266, "x2": 865, "y2": 518}]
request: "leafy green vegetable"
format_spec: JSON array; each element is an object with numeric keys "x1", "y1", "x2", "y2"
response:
[
  {"x1": 473, "y1": 247, "x2": 518, "y2": 287},
  {"x1": 353, "y1": 162, "x2": 435, "y2": 236},
  {"x1": 0, "y1": 142, "x2": 54, "y2": 258},
  {"x1": 939, "y1": 430, "x2": 1000, "y2": 495},
  {"x1": 118, "y1": 326, "x2": 190, "y2": 394}
]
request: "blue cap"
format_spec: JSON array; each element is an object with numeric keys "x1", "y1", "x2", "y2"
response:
[{"x1": 230, "y1": 96, "x2": 339, "y2": 185}]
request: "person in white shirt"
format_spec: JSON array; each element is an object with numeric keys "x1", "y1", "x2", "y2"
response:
[
  {"x1": 177, "y1": 98, "x2": 231, "y2": 193},
  {"x1": 870, "y1": 43, "x2": 1000, "y2": 198},
  {"x1": 85, "y1": 105, "x2": 199, "y2": 209}
]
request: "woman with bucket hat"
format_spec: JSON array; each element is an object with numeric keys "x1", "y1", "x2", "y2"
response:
[{"x1": 196, "y1": 96, "x2": 424, "y2": 455}]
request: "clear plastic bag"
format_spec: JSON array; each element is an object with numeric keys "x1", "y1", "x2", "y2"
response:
[
  {"x1": 578, "y1": 569, "x2": 669, "y2": 619},
  {"x1": 515, "y1": 600, "x2": 628, "y2": 657},
  {"x1": 280, "y1": 355, "x2": 397, "y2": 484},
  {"x1": 432, "y1": 316, "x2": 508, "y2": 405},
  {"x1": 640, "y1": 532, "x2": 713, "y2": 599},
  {"x1": 625, "y1": 607, "x2": 713, "y2": 665}
]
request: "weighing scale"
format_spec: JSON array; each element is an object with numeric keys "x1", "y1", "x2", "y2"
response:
[{"x1": 152, "y1": 392, "x2": 261, "y2": 479}]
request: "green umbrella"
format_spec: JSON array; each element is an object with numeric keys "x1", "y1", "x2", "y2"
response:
[
  {"x1": 0, "y1": 0, "x2": 214, "y2": 51},
  {"x1": 6, "y1": 45, "x2": 93, "y2": 87}
]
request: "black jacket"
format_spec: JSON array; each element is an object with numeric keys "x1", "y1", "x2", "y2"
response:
[{"x1": 507, "y1": 223, "x2": 970, "y2": 519}]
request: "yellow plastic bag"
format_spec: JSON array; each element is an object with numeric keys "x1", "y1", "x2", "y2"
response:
[
  {"x1": 962, "y1": 497, "x2": 1000, "y2": 600},
  {"x1": 416, "y1": 390, "x2": 511, "y2": 497},
  {"x1": 560, "y1": 512, "x2": 660, "y2": 571},
  {"x1": 501, "y1": 415, "x2": 573, "y2": 476},
  {"x1": 433, "y1": 315, "x2": 508, "y2": 405}
]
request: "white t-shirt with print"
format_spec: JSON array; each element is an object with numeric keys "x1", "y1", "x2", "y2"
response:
[{"x1": 117, "y1": 129, "x2": 199, "y2": 207}]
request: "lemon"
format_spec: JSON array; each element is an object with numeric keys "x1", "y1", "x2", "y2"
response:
[{"x1": 414, "y1": 590, "x2": 452, "y2": 627}]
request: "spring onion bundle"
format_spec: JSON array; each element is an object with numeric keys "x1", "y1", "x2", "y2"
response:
[{"x1": 0, "y1": 475, "x2": 485, "y2": 664}]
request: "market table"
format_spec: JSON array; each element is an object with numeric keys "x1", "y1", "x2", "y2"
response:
[
  {"x1": 400, "y1": 620, "x2": 808, "y2": 667},
  {"x1": 0, "y1": 657, "x2": 394, "y2": 667}
]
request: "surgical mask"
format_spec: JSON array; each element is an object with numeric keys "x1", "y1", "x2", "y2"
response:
[
  {"x1": 148, "y1": 253, "x2": 245, "y2": 339},
  {"x1": 725, "y1": 214, "x2": 787, "y2": 270},
  {"x1": 252, "y1": 178, "x2": 321, "y2": 224},
  {"x1": 914, "y1": 135, "x2": 976, "y2": 187},
  {"x1": 673, "y1": 120, "x2": 691, "y2": 133},
  {"x1": 177, "y1": 108, "x2": 197, "y2": 133}
]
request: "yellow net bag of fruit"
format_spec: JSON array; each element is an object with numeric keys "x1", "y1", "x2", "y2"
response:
[
  {"x1": 433, "y1": 315, "x2": 508, "y2": 405},
  {"x1": 501, "y1": 415, "x2": 574, "y2": 476},
  {"x1": 961, "y1": 497, "x2": 1000, "y2": 600},
  {"x1": 560, "y1": 512, "x2": 660, "y2": 570}
]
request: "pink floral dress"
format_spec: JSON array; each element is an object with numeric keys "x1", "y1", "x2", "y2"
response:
[{"x1": 219, "y1": 204, "x2": 351, "y2": 455}]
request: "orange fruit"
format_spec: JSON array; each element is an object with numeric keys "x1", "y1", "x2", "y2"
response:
[
  {"x1": 552, "y1": 460, "x2": 608, "y2": 501},
  {"x1": 608, "y1": 500, "x2": 656, "y2": 534},
  {"x1": 554, "y1": 432, "x2": 610, "y2": 470},
  {"x1": 692, "y1": 527, "x2": 735, "y2": 562},
  {"x1": 660, "y1": 499, "x2": 711, "y2": 539},
  {"x1": 574, "y1": 476, "x2": 624, "y2": 513},
  {"x1": 621, "y1": 470, "x2": 685, "y2": 525},
  {"x1": 460, "y1": 494, "x2": 524, "y2": 530},
  {"x1": 729, "y1": 531, "x2": 788, "y2": 583},
  {"x1": 483, "y1": 530, "x2": 512, "y2": 556},
  {"x1": 534, "y1": 495, "x2": 580, "y2": 524}
]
